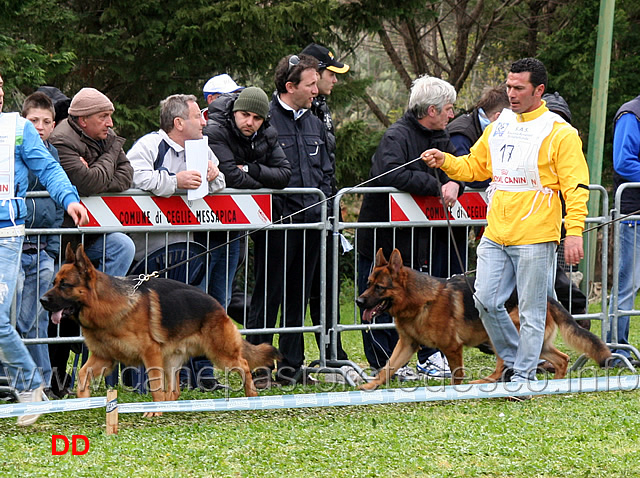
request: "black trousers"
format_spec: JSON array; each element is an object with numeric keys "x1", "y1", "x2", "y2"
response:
[
  {"x1": 309, "y1": 230, "x2": 348, "y2": 361},
  {"x1": 246, "y1": 228, "x2": 321, "y2": 377}
]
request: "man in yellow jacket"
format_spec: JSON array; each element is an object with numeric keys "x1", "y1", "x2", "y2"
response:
[{"x1": 422, "y1": 58, "x2": 589, "y2": 386}]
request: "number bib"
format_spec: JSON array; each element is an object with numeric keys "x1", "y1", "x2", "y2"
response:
[
  {"x1": 488, "y1": 108, "x2": 563, "y2": 192},
  {"x1": 0, "y1": 113, "x2": 17, "y2": 200}
]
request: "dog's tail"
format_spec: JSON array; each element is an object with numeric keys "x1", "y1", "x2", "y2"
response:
[
  {"x1": 242, "y1": 341, "x2": 282, "y2": 370},
  {"x1": 550, "y1": 297, "x2": 611, "y2": 367}
]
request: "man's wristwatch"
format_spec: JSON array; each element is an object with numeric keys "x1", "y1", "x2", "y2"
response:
[{"x1": 241, "y1": 165, "x2": 249, "y2": 173}]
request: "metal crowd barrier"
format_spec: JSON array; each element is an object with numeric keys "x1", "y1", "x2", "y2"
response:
[
  {"x1": 6, "y1": 184, "x2": 628, "y2": 392},
  {"x1": 608, "y1": 182, "x2": 640, "y2": 370},
  {"x1": 8, "y1": 187, "x2": 334, "y2": 390},
  {"x1": 330, "y1": 184, "x2": 614, "y2": 374}
]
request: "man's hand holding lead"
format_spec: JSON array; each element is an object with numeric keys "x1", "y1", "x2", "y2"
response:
[{"x1": 421, "y1": 149, "x2": 445, "y2": 169}]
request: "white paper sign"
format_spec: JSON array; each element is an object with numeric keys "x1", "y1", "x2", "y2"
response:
[{"x1": 185, "y1": 138, "x2": 209, "y2": 201}]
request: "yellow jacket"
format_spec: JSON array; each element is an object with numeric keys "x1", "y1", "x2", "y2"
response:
[{"x1": 441, "y1": 103, "x2": 589, "y2": 246}]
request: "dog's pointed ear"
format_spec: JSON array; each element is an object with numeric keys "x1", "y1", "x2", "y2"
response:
[
  {"x1": 73, "y1": 244, "x2": 92, "y2": 274},
  {"x1": 375, "y1": 248, "x2": 388, "y2": 267},
  {"x1": 64, "y1": 243, "x2": 76, "y2": 263},
  {"x1": 388, "y1": 249, "x2": 403, "y2": 274}
]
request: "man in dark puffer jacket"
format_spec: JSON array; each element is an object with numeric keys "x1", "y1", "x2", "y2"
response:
[
  {"x1": 205, "y1": 86, "x2": 294, "y2": 388},
  {"x1": 204, "y1": 87, "x2": 291, "y2": 190}
]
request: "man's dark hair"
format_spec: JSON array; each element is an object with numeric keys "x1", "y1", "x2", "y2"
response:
[
  {"x1": 510, "y1": 58, "x2": 547, "y2": 91},
  {"x1": 274, "y1": 54, "x2": 319, "y2": 94},
  {"x1": 476, "y1": 85, "x2": 510, "y2": 116}
]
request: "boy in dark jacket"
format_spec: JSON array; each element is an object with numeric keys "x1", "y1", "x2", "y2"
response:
[{"x1": 16, "y1": 92, "x2": 65, "y2": 395}]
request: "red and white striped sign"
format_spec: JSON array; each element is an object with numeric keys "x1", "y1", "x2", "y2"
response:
[
  {"x1": 390, "y1": 192, "x2": 488, "y2": 222},
  {"x1": 80, "y1": 194, "x2": 272, "y2": 228}
]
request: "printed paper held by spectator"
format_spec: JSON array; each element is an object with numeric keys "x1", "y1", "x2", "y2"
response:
[{"x1": 185, "y1": 138, "x2": 209, "y2": 200}]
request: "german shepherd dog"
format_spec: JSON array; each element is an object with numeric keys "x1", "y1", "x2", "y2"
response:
[
  {"x1": 356, "y1": 248, "x2": 611, "y2": 389},
  {"x1": 41, "y1": 244, "x2": 280, "y2": 416}
]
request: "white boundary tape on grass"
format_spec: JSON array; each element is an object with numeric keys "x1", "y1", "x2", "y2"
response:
[
  {"x1": 1, "y1": 375, "x2": 639, "y2": 419},
  {"x1": 0, "y1": 397, "x2": 107, "y2": 418},
  {"x1": 118, "y1": 375, "x2": 640, "y2": 414}
]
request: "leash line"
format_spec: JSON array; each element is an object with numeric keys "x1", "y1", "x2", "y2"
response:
[
  {"x1": 136, "y1": 154, "x2": 633, "y2": 285},
  {"x1": 138, "y1": 157, "x2": 424, "y2": 278},
  {"x1": 432, "y1": 171, "x2": 489, "y2": 312}
]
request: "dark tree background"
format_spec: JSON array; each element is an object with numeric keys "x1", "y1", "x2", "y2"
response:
[{"x1": 1, "y1": 0, "x2": 638, "y2": 188}]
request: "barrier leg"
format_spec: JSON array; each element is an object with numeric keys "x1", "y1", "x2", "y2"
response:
[{"x1": 106, "y1": 389, "x2": 118, "y2": 435}]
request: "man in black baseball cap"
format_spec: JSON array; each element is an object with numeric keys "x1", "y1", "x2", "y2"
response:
[
  {"x1": 300, "y1": 43, "x2": 356, "y2": 377},
  {"x1": 301, "y1": 43, "x2": 350, "y2": 74},
  {"x1": 300, "y1": 42, "x2": 349, "y2": 164}
]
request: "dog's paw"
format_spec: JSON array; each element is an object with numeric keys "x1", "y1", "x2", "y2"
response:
[
  {"x1": 358, "y1": 382, "x2": 379, "y2": 391},
  {"x1": 469, "y1": 378, "x2": 495, "y2": 384},
  {"x1": 142, "y1": 411, "x2": 163, "y2": 418}
]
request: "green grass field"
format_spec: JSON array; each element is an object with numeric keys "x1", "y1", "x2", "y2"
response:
[{"x1": 2, "y1": 300, "x2": 639, "y2": 477}]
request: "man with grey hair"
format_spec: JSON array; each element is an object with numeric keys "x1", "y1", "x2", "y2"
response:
[
  {"x1": 356, "y1": 74, "x2": 463, "y2": 379},
  {"x1": 129, "y1": 94, "x2": 224, "y2": 199},
  {"x1": 127, "y1": 94, "x2": 227, "y2": 392}
]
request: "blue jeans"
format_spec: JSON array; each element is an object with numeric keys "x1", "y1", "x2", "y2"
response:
[
  {"x1": 0, "y1": 236, "x2": 43, "y2": 392},
  {"x1": 608, "y1": 222, "x2": 640, "y2": 357},
  {"x1": 15, "y1": 249, "x2": 54, "y2": 387},
  {"x1": 84, "y1": 232, "x2": 136, "y2": 276},
  {"x1": 206, "y1": 238, "x2": 240, "y2": 307},
  {"x1": 474, "y1": 237, "x2": 555, "y2": 381}
]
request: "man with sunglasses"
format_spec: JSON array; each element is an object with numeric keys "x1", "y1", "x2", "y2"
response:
[
  {"x1": 300, "y1": 43, "x2": 354, "y2": 374},
  {"x1": 245, "y1": 54, "x2": 333, "y2": 387}
]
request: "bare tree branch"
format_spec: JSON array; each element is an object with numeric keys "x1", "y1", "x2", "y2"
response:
[
  {"x1": 363, "y1": 91, "x2": 392, "y2": 127},
  {"x1": 377, "y1": 27, "x2": 413, "y2": 90}
]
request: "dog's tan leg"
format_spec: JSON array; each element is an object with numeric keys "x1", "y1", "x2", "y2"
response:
[
  {"x1": 471, "y1": 355, "x2": 505, "y2": 384},
  {"x1": 359, "y1": 336, "x2": 419, "y2": 391},
  {"x1": 201, "y1": 315, "x2": 258, "y2": 397},
  {"x1": 209, "y1": 352, "x2": 256, "y2": 397},
  {"x1": 540, "y1": 346, "x2": 569, "y2": 379},
  {"x1": 239, "y1": 358, "x2": 258, "y2": 397},
  {"x1": 139, "y1": 348, "x2": 167, "y2": 417},
  {"x1": 77, "y1": 355, "x2": 114, "y2": 398},
  {"x1": 163, "y1": 357, "x2": 183, "y2": 402},
  {"x1": 141, "y1": 366, "x2": 165, "y2": 418},
  {"x1": 443, "y1": 348, "x2": 465, "y2": 385},
  {"x1": 165, "y1": 369, "x2": 181, "y2": 402}
]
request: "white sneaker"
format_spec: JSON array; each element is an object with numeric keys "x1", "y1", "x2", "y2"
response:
[
  {"x1": 323, "y1": 365, "x2": 364, "y2": 385},
  {"x1": 395, "y1": 365, "x2": 420, "y2": 382},
  {"x1": 417, "y1": 352, "x2": 452, "y2": 379},
  {"x1": 17, "y1": 384, "x2": 45, "y2": 426}
]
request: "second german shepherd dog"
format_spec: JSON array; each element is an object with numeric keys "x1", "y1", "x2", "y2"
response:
[
  {"x1": 356, "y1": 248, "x2": 611, "y2": 389},
  {"x1": 41, "y1": 244, "x2": 280, "y2": 416}
]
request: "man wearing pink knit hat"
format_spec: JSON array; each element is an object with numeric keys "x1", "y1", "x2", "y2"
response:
[
  {"x1": 51, "y1": 87, "x2": 133, "y2": 197},
  {"x1": 49, "y1": 86, "x2": 136, "y2": 390}
]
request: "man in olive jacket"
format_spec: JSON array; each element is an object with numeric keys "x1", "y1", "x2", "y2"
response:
[
  {"x1": 49, "y1": 87, "x2": 135, "y2": 276},
  {"x1": 49, "y1": 87, "x2": 135, "y2": 390},
  {"x1": 204, "y1": 86, "x2": 292, "y2": 327}
]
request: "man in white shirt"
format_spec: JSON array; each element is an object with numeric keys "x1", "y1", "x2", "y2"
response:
[
  {"x1": 127, "y1": 94, "x2": 227, "y2": 392},
  {"x1": 129, "y1": 94, "x2": 224, "y2": 199}
]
